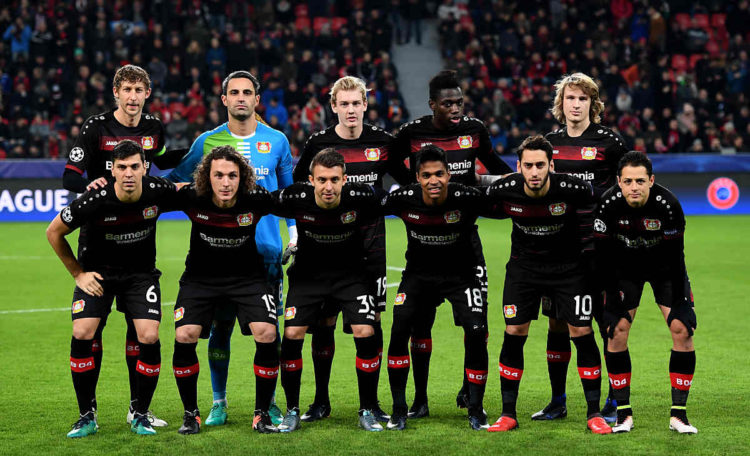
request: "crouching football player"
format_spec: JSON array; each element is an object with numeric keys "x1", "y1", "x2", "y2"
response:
[{"x1": 594, "y1": 151, "x2": 697, "y2": 434}]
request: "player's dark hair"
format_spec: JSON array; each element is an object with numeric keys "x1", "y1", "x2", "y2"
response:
[
  {"x1": 415, "y1": 144, "x2": 448, "y2": 171},
  {"x1": 112, "y1": 139, "x2": 145, "y2": 162},
  {"x1": 310, "y1": 148, "x2": 346, "y2": 174},
  {"x1": 517, "y1": 135, "x2": 554, "y2": 161},
  {"x1": 429, "y1": 70, "x2": 460, "y2": 101},
  {"x1": 617, "y1": 151, "x2": 653, "y2": 176},
  {"x1": 194, "y1": 145, "x2": 256, "y2": 197},
  {"x1": 221, "y1": 71, "x2": 261, "y2": 95}
]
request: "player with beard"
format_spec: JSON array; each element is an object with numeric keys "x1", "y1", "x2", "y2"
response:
[
  {"x1": 167, "y1": 71, "x2": 296, "y2": 426},
  {"x1": 61, "y1": 65, "x2": 187, "y2": 428},
  {"x1": 595, "y1": 151, "x2": 697, "y2": 434},
  {"x1": 382, "y1": 145, "x2": 490, "y2": 431},
  {"x1": 484, "y1": 135, "x2": 610, "y2": 434},
  {"x1": 292, "y1": 76, "x2": 410, "y2": 424},
  {"x1": 534, "y1": 73, "x2": 628, "y2": 423},
  {"x1": 48, "y1": 140, "x2": 178, "y2": 437},
  {"x1": 392, "y1": 70, "x2": 512, "y2": 418}
]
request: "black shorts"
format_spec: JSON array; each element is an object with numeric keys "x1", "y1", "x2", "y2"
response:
[
  {"x1": 502, "y1": 260, "x2": 593, "y2": 327},
  {"x1": 284, "y1": 272, "x2": 375, "y2": 328},
  {"x1": 393, "y1": 272, "x2": 488, "y2": 329},
  {"x1": 541, "y1": 257, "x2": 604, "y2": 322},
  {"x1": 71, "y1": 270, "x2": 162, "y2": 321},
  {"x1": 174, "y1": 278, "x2": 277, "y2": 337},
  {"x1": 362, "y1": 216, "x2": 387, "y2": 312},
  {"x1": 617, "y1": 271, "x2": 694, "y2": 311}
]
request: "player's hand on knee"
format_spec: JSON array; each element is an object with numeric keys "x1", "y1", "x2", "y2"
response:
[
  {"x1": 86, "y1": 177, "x2": 109, "y2": 191},
  {"x1": 603, "y1": 304, "x2": 631, "y2": 339},
  {"x1": 282, "y1": 242, "x2": 297, "y2": 265},
  {"x1": 75, "y1": 271, "x2": 104, "y2": 297},
  {"x1": 667, "y1": 305, "x2": 696, "y2": 337}
]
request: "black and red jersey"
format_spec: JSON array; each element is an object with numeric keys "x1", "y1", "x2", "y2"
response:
[
  {"x1": 594, "y1": 183, "x2": 686, "y2": 279},
  {"x1": 170, "y1": 185, "x2": 276, "y2": 282},
  {"x1": 546, "y1": 123, "x2": 628, "y2": 197},
  {"x1": 294, "y1": 123, "x2": 410, "y2": 186},
  {"x1": 382, "y1": 182, "x2": 487, "y2": 276},
  {"x1": 486, "y1": 173, "x2": 596, "y2": 264},
  {"x1": 274, "y1": 182, "x2": 382, "y2": 274},
  {"x1": 65, "y1": 110, "x2": 166, "y2": 181},
  {"x1": 393, "y1": 115, "x2": 512, "y2": 185},
  {"x1": 59, "y1": 176, "x2": 176, "y2": 272}
]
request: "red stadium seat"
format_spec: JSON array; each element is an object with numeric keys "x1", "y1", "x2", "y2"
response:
[
  {"x1": 313, "y1": 17, "x2": 330, "y2": 34},
  {"x1": 711, "y1": 13, "x2": 726, "y2": 30},
  {"x1": 706, "y1": 40, "x2": 721, "y2": 57},
  {"x1": 294, "y1": 17, "x2": 311, "y2": 30},
  {"x1": 694, "y1": 13, "x2": 710, "y2": 31},
  {"x1": 294, "y1": 4, "x2": 308, "y2": 18},
  {"x1": 671, "y1": 54, "x2": 688, "y2": 73},
  {"x1": 689, "y1": 54, "x2": 706, "y2": 69},
  {"x1": 331, "y1": 17, "x2": 347, "y2": 33},
  {"x1": 674, "y1": 13, "x2": 691, "y2": 29}
]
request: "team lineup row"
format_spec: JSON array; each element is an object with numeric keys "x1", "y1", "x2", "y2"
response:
[{"x1": 49, "y1": 66, "x2": 697, "y2": 437}]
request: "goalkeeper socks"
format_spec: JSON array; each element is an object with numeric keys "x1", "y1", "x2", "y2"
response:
[
  {"x1": 571, "y1": 333, "x2": 602, "y2": 417},
  {"x1": 208, "y1": 322, "x2": 233, "y2": 402},
  {"x1": 546, "y1": 331, "x2": 571, "y2": 400},
  {"x1": 669, "y1": 350, "x2": 695, "y2": 422},
  {"x1": 311, "y1": 325, "x2": 335, "y2": 405},
  {"x1": 280, "y1": 337, "x2": 304, "y2": 410},
  {"x1": 173, "y1": 341, "x2": 199, "y2": 412},
  {"x1": 125, "y1": 322, "x2": 139, "y2": 404},
  {"x1": 254, "y1": 340, "x2": 279, "y2": 412},
  {"x1": 606, "y1": 349, "x2": 632, "y2": 420},
  {"x1": 354, "y1": 334, "x2": 380, "y2": 410},
  {"x1": 499, "y1": 332, "x2": 527, "y2": 418},
  {"x1": 135, "y1": 340, "x2": 161, "y2": 414},
  {"x1": 70, "y1": 336, "x2": 96, "y2": 415}
]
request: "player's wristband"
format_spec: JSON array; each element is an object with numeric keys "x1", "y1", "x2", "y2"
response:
[{"x1": 287, "y1": 225, "x2": 298, "y2": 244}]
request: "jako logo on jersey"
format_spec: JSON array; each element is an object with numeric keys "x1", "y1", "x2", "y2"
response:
[
  {"x1": 444, "y1": 210, "x2": 461, "y2": 223},
  {"x1": 72, "y1": 299, "x2": 85, "y2": 313},
  {"x1": 420, "y1": 142, "x2": 432, "y2": 148},
  {"x1": 141, "y1": 136, "x2": 154, "y2": 150},
  {"x1": 340, "y1": 210, "x2": 357, "y2": 224},
  {"x1": 457, "y1": 135, "x2": 473, "y2": 149},
  {"x1": 394, "y1": 293, "x2": 406, "y2": 305},
  {"x1": 237, "y1": 212, "x2": 254, "y2": 226},
  {"x1": 143, "y1": 206, "x2": 158, "y2": 219},
  {"x1": 549, "y1": 202, "x2": 567, "y2": 216},
  {"x1": 643, "y1": 218, "x2": 661, "y2": 230},
  {"x1": 581, "y1": 147, "x2": 597, "y2": 160},
  {"x1": 285, "y1": 307, "x2": 296, "y2": 320},
  {"x1": 256, "y1": 142, "x2": 271, "y2": 153},
  {"x1": 364, "y1": 148, "x2": 381, "y2": 161},
  {"x1": 174, "y1": 307, "x2": 184, "y2": 321},
  {"x1": 503, "y1": 304, "x2": 517, "y2": 318}
]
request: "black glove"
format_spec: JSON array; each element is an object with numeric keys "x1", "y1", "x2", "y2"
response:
[
  {"x1": 667, "y1": 305, "x2": 697, "y2": 337},
  {"x1": 281, "y1": 243, "x2": 297, "y2": 265}
]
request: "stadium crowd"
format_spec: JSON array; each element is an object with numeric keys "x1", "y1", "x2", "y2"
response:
[{"x1": 1, "y1": 0, "x2": 749, "y2": 159}]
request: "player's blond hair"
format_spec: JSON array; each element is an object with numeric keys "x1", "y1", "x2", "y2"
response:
[
  {"x1": 551, "y1": 73, "x2": 604, "y2": 124},
  {"x1": 330, "y1": 76, "x2": 369, "y2": 105}
]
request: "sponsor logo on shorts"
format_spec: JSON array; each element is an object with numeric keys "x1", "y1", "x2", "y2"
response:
[
  {"x1": 503, "y1": 304, "x2": 517, "y2": 318},
  {"x1": 256, "y1": 141, "x2": 271, "y2": 153},
  {"x1": 457, "y1": 135, "x2": 473, "y2": 149},
  {"x1": 364, "y1": 148, "x2": 381, "y2": 161},
  {"x1": 394, "y1": 293, "x2": 406, "y2": 305},
  {"x1": 141, "y1": 136, "x2": 154, "y2": 150},
  {"x1": 237, "y1": 212, "x2": 254, "y2": 226},
  {"x1": 581, "y1": 146, "x2": 597, "y2": 160},
  {"x1": 148, "y1": 308, "x2": 160, "y2": 315},
  {"x1": 444, "y1": 210, "x2": 461, "y2": 223},
  {"x1": 340, "y1": 210, "x2": 357, "y2": 224},
  {"x1": 285, "y1": 307, "x2": 296, "y2": 320},
  {"x1": 643, "y1": 218, "x2": 661, "y2": 230},
  {"x1": 72, "y1": 299, "x2": 85, "y2": 313},
  {"x1": 548, "y1": 202, "x2": 567, "y2": 216},
  {"x1": 174, "y1": 307, "x2": 184, "y2": 321},
  {"x1": 143, "y1": 206, "x2": 158, "y2": 219}
]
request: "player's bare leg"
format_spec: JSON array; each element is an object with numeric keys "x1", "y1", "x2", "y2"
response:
[
  {"x1": 249, "y1": 321, "x2": 280, "y2": 434},
  {"x1": 68, "y1": 317, "x2": 101, "y2": 438},
  {"x1": 660, "y1": 304, "x2": 697, "y2": 434}
]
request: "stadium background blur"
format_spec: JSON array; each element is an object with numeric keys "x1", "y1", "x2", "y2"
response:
[{"x1": 1, "y1": 0, "x2": 749, "y2": 161}]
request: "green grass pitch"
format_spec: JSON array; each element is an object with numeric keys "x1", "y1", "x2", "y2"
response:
[{"x1": 0, "y1": 216, "x2": 748, "y2": 455}]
